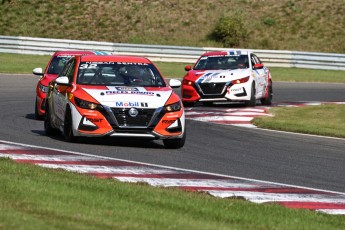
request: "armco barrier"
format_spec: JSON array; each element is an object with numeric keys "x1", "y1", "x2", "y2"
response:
[{"x1": 1, "y1": 35, "x2": 345, "y2": 70}]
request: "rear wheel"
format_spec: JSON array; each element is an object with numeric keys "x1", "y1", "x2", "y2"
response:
[
  {"x1": 44, "y1": 104, "x2": 60, "y2": 136},
  {"x1": 260, "y1": 82, "x2": 273, "y2": 105},
  {"x1": 245, "y1": 83, "x2": 256, "y2": 107},
  {"x1": 163, "y1": 129, "x2": 186, "y2": 149},
  {"x1": 64, "y1": 108, "x2": 77, "y2": 142}
]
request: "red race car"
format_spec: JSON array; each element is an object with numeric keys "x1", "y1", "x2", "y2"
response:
[
  {"x1": 182, "y1": 50, "x2": 273, "y2": 107},
  {"x1": 33, "y1": 50, "x2": 109, "y2": 120},
  {"x1": 44, "y1": 55, "x2": 186, "y2": 148}
]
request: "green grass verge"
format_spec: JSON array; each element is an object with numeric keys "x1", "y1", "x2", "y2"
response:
[
  {"x1": 1, "y1": 158, "x2": 344, "y2": 230},
  {"x1": 1, "y1": 53, "x2": 345, "y2": 82},
  {"x1": 253, "y1": 104, "x2": 345, "y2": 138}
]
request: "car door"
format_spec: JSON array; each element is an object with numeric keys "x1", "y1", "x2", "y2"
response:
[
  {"x1": 251, "y1": 54, "x2": 267, "y2": 97},
  {"x1": 51, "y1": 59, "x2": 76, "y2": 123}
]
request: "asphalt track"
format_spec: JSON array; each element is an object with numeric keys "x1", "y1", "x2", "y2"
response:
[{"x1": 1, "y1": 74, "x2": 345, "y2": 194}]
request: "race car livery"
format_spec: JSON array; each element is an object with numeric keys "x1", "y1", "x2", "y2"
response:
[
  {"x1": 33, "y1": 50, "x2": 109, "y2": 120},
  {"x1": 44, "y1": 55, "x2": 186, "y2": 149},
  {"x1": 182, "y1": 50, "x2": 273, "y2": 107}
]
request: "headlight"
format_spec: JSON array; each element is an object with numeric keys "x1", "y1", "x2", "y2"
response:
[
  {"x1": 74, "y1": 97, "x2": 101, "y2": 110},
  {"x1": 164, "y1": 101, "x2": 182, "y2": 112},
  {"x1": 182, "y1": 79, "x2": 194, "y2": 86},
  {"x1": 231, "y1": 76, "x2": 250, "y2": 85},
  {"x1": 39, "y1": 84, "x2": 49, "y2": 93}
]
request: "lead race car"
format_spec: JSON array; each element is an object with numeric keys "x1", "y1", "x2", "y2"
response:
[
  {"x1": 44, "y1": 55, "x2": 186, "y2": 149},
  {"x1": 182, "y1": 50, "x2": 273, "y2": 107}
]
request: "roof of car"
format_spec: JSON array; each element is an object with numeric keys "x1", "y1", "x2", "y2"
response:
[
  {"x1": 202, "y1": 50, "x2": 250, "y2": 57},
  {"x1": 80, "y1": 55, "x2": 152, "y2": 63},
  {"x1": 53, "y1": 50, "x2": 110, "y2": 56}
]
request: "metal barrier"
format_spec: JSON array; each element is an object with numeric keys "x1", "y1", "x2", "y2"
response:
[{"x1": 1, "y1": 35, "x2": 344, "y2": 70}]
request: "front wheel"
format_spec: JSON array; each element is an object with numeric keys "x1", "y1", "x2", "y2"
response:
[
  {"x1": 44, "y1": 104, "x2": 60, "y2": 136},
  {"x1": 163, "y1": 130, "x2": 186, "y2": 149},
  {"x1": 182, "y1": 101, "x2": 195, "y2": 107},
  {"x1": 64, "y1": 108, "x2": 77, "y2": 142},
  {"x1": 245, "y1": 83, "x2": 256, "y2": 107}
]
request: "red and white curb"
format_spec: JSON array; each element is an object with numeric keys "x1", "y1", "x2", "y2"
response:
[
  {"x1": 1, "y1": 140, "x2": 345, "y2": 215},
  {"x1": 185, "y1": 101, "x2": 345, "y2": 128}
]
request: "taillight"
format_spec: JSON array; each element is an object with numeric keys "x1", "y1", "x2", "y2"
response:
[{"x1": 231, "y1": 76, "x2": 250, "y2": 85}]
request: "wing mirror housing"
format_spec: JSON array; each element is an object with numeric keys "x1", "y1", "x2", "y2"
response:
[
  {"x1": 253, "y1": 63, "x2": 264, "y2": 69},
  {"x1": 33, "y1": 67, "x2": 43, "y2": 76},
  {"x1": 55, "y1": 76, "x2": 70, "y2": 85},
  {"x1": 184, "y1": 65, "x2": 192, "y2": 71},
  {"x1": 169, "y1": 79, "x2": 181, "y2": 88}
]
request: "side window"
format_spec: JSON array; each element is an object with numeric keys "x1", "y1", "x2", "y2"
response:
[
  {"x1": 250, "y1": 54, "x2": 257, "y2": 68},
  {"x1": 59, "y1": 58, "x2": 76, "y2": 82},
  {"x1": 66, "y1": 59, "x2": 76, "y2": 82},
  {"x1": 253, "y1": 54, "x2": 262, "y2": 64}
]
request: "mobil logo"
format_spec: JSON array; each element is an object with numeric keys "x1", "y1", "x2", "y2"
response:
[{"x1": 116, "y1": 101, "x2": 140, "y2": 107}]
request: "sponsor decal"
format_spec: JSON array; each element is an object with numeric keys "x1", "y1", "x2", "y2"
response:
[
  {"x1": 228, "y1": 50, "x2": 241, "y2": 56},
  {"x1": 105, "y1": 91, "x2": 154, "y2": 96},
  {"x1": 230, "y1": 87, "x2": 243, "y2": 92},
  {"x1": 116, "y1": 87, "x2": 139, "y2": 91},
  {"x1": 162, "y1": 120, "x2": 175, "y2": 124},
  {"x1": 167, "y1": 115, "x2": 178, "y2": 118},
  {"x1": 197, "y1": 72, "x2": 220, "y2": 83},
  {"x1": 86, "y1": 118, "x2": 103, "y2": 123},
  {"x1": 115, "y1": 102, "x2": 148, "y2": 107}
]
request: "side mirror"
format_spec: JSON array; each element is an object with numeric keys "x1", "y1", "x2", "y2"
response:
[
  {"x1": 169, "y1": 79, "x2": 181, "y2": 88},
  {"x1": 33, "y1": 67, "x2": 43, "y2": 76},
  {"x1": 55, "y1": 76, "x2": 69, "y2": 85},
  {"x1": 253, "y1": 63, "x2": 264, "y2": 69},
  {"x1": 184, "y1": 65, "x2": 192, "y2": 71}
]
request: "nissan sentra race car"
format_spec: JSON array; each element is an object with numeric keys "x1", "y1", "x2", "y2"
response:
[
  {"x1": 44, "y1": 55, "x2": 186, "y2": 148},
  {"x1": 182, "y1": 50, "x2": 273, "y2": 107},
  {"x1": 33, "y1": 50, "x2": 107, "y2": 120}
]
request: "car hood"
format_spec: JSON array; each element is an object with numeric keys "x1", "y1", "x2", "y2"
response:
[
  {"x1": 187, "y1": 69, "x2": 251, "y2": 83},
  {"x1": 39, "y1": 73, "x2": 59, "y2": 86},
  {"x1": 82, "y1": 86, "x2": 173, "y2": 109}
]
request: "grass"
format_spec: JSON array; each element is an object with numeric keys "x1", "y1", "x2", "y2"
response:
[
  {"x1": 0, "y1": 1, "x2": 344, "y2": 53},
  {"x1": 1, "y1": 53, "x2": 345, "y2": 83},
  {"x1": 1, "y1": 157, "x2": 344, "y2": 230},
  {"x1": 253, "y1": 104, "x2": 345, "y2": 138}
]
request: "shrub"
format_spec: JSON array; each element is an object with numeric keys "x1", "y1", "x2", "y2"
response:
[{"x1": 212, "y1": 11, "x2": 248, "y2": 48}]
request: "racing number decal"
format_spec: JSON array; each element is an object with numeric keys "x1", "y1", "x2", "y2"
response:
[{"x1": 79, "y1": 63, "x2": 97, "y2": 69}]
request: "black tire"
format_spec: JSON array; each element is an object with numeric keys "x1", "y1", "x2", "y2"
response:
[
  {"x1": 260, "y1": 82, "x2": 273, "y2": 105},
  {"x1": 64, "y1": 107, "x2": 77, "y2": 142},
  {"x1": 44, "y1": 104, "x2": 60, "y2": 136},
  {"x1": 183, "y1": 101, "x2": 195, "y2": 107},
  {"x1": 202, "y1": 101, "x2": 213, "y2": 106},
  {"x1": 245, "y1": 83, "x2": 256, "y2": 107},
  {"x1": 163, "y1": 129, "x2": 186, "y2": 149},
  {"x1": 35, "y1": 100, "x2": 44, "y2": 120}
]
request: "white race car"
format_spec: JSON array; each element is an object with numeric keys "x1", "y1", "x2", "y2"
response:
[
  {"x1": 182, "y1": 50, "x2": 273, "y2": 107},
  {"x1": 44, "y1": 54, "x2": 186, "y2": 149}
]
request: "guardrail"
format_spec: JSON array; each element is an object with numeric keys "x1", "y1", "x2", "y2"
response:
[{"x1": 1, "y1": 35, "x2": 345, "y2": 71}]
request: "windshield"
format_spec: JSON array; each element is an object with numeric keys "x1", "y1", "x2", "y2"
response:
[
  {"x1": 76, "y1": 62, "x2": 166, "y2": 87},
  {"x1": 194, "y1": 55, "x2": 249, "y2": 70},
  {"x1": 47, "y1": 56, "x2": 73, "y2": 74}
]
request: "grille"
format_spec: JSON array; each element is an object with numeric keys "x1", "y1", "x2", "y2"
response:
[
  {"x1": 111, "y1": 108, "x2": 156, "y2": 127},
  {"x1": 198, "y1": 82, "x2": 227, "y2": 95}
]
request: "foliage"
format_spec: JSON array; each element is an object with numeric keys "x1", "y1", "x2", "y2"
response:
[
  {"x1": 211, "y1": 11, "x2": 249, "y2": 48},
  {"x1": 0, "y1": 1, "x2": 344, "y2": 53}
]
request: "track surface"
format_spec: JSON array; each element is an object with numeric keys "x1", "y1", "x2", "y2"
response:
[{"x1": 1, "y1": 74, "x2": 345, "y2": 194}]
